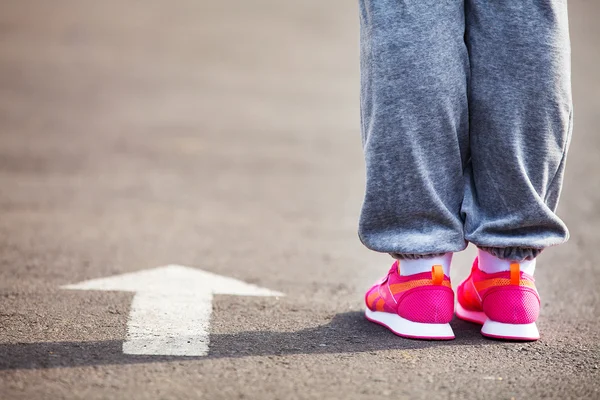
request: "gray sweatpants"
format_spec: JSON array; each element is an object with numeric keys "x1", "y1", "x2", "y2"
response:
[{"x1": 358, "y1": 0, "x2": 573, "y2": 261}]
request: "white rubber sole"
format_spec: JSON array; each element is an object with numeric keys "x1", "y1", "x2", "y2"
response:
[
  {"x1": 481, "y1": 320, "x2": 540, "y2": 341},
  {"x1": 456, "y1": 303, "x2": 540, "y2": 341},
  {"x1": 365, "y1": 308, "x2": 455, "y2": 340}
]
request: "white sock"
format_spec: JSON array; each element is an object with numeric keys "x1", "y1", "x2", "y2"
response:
[
  {"x1": 477, "y1": 248, "x2": 536, "y2": 275},
  {"x1": 398, "y1": 253, "x2": 453, "y2": 277}
]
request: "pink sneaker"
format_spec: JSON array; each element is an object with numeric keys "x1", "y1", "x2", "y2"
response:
[
  {"x1": 364, "y1": 261, "x2": 455, "y2": 340},
  {"x1": 456, "y1": 258, "x2": 540, "y2": 340}
]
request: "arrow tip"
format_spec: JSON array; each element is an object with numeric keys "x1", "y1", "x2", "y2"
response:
[{"x1": 61, "y1": 264, "x2": 285, "y2": 297}]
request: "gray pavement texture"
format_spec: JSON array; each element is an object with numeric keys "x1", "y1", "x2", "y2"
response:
[{"x1": 0, "y1": 0, "x2": 599, "y2": 399}]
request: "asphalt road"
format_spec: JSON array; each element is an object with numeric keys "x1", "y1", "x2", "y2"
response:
[{"x1": 1, "y1": 0, "x2": 599, "y2": 399}]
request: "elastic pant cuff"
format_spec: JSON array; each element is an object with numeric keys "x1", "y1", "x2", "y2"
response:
[
  {"x1": 478, "y1": 246, "x2": 542, "y2": 262},
  {"x1": 390, "y1": 252, "x2": 448, "y2": 260}
]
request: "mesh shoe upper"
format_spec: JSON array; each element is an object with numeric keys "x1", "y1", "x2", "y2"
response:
[
  {"x1": 365, "y1": 261, "x2": 454, "y2": 324},
  {"x1": 457, "y1": 258, "x2": 540, "y2": 324}
]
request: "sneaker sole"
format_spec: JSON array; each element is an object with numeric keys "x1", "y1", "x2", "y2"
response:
[
  {"x1": 365, "y1": 308, "x2": 455, "y2": 340},
  {"x1": 456, "y1": 303, "x2": 540, "y2": 341}
]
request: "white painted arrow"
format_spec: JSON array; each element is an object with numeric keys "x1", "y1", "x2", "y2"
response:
[{"x1": 62, "y1": 265, "x2": 283, "y2": 356}]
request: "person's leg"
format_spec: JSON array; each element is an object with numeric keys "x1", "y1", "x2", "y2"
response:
[
  {"x1": 359, "y1": 0, "x2": 468, "y2": 340},
  {"x1": 358, "y1": 0, "x2": 469, "y2": 260},
  {"x1": 457, "y1": 0, "x2": 572, "y2": 340},
  {"x1": 462, "y1": 0, "x2": 573, "y2": 261}
]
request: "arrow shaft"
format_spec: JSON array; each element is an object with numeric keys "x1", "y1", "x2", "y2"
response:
[{"x1": 123, "y1": 291, "x2": 213, "y2": 356}]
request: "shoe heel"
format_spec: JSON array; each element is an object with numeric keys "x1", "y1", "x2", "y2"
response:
[
  {"x1": 481, "y1": 319, "x2": 540, "y2": 341},
  {"x1": 398, "y1": 287, "x2": 454, "y2": 324}
]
